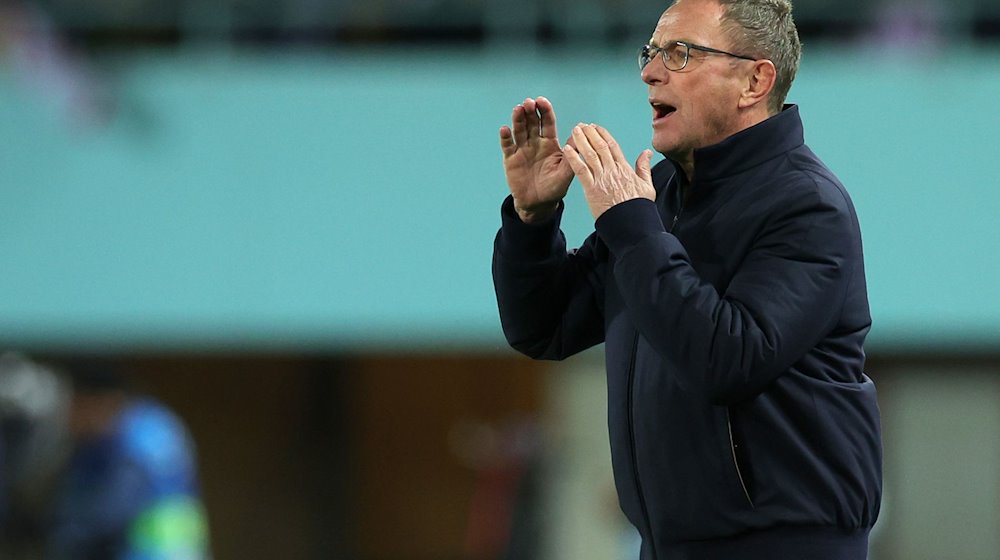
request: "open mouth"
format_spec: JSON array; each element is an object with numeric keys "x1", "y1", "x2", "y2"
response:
[{"x1": 651, "y1": 102, "x2": 677, "y2": 121}]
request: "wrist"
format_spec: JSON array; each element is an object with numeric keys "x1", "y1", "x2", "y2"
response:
[{"x1": 514, "y1": 201, "x2": 559, "y2": 224}]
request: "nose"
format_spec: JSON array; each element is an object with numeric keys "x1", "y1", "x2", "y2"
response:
[{"x1": 641, "y1": 58, "x2": 666, "y2": 86}]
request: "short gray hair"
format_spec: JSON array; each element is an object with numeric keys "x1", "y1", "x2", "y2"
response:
[{"x1": 715, "y1": 0, "x2": 802, "y2": 114}]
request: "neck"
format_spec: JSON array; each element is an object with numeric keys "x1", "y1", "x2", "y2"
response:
[
  {"x1": 674, "y1": 107, "x2": 778, "y2": 181},
  {"x1": 679, "y1": 158, "x2": 695, "y2": 183},
  {"x1": 669, "y1": 151, "x2": 695, "y2": 183}
]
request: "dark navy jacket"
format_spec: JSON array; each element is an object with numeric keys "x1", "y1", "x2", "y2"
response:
[{"x1": 492, "y1": 106, "x2": 882, "y2": 559}]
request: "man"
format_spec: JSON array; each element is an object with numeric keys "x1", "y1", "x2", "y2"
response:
[
  {"x1": 491, "y1": 0, "x2": 882, "y2": 558},
  {"x1": 48, "y1": 361, "x2": 210, "y2": 560}
]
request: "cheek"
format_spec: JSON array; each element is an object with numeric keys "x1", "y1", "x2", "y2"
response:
[
  {"x1": 697, "y1": 84, "x2": 739, "y2": 133},
  {"x1": 679, "y1": 84, "x2": 718, "y2": 128},
  {"x1": 679, "y1": 101, "x2": 714, "y2": 143}
]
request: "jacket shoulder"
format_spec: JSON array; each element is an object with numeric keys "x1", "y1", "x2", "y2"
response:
[{"x1": 754, "y1": 148, "x2": 856, "y2": 216}]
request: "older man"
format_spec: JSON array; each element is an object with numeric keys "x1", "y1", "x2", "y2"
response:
[{"x1": 492, "y1": 0, "x2": 882, "y2": 558}]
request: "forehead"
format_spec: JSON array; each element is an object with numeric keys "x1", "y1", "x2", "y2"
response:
[{"x1": 650, "y1": 0, "x2": 726, "y2": 45}]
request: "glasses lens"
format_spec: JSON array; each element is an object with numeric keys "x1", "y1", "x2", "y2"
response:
[
  {"x1": 638, "y1": 45, "x2": 652, "y2": 70},
  {"x1": 662, "y1": 42, "x2": 688, "y2": 71}
]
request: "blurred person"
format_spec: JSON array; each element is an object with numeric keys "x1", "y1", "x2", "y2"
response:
[
  {"x1": 453, "y1": 416, "x2": 544, "y2": 560},
  {"x1": 48, "y1": 359, "x2": 210, "y2": 560},
  {"x1": 868, "y1": 0, "x2": 943, "y2": 52},
  {"x1": 0, "y1": 0, "x2": 113, "y2": 127},
  {"x1": 0, "y1": 352, "x2": 71, "y2": 558},
  {"x1": 492, "y1": 1, "x2": 882, "y2": 558}
]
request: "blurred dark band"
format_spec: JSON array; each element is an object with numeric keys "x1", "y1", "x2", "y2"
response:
[{"x1": 63, "y1": 358, "x2": 128, "y2": 393}]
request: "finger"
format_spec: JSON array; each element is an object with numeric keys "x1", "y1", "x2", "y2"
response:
[
  {"x1": 522, "y1": 98, "x2": 539, "y2": 140},
  {"x1": 594, "y1": 125, "x2": 628, "y2": 165},
  {"x1": 635, "y1": 149, "x2": 653, "y2": 184},
  {"x1": 511, "y1": 104, "x2": 528, "y2": 147},
  {"x1": 565, "y1": 132, "x2": 578, "y2": 151},
  {"x1": 571, "y1": 124, "x2": 603, "y2": 172},
  {"x1": 562, "y1": 144, "x2": 593, "y2": 185},
  {"x1": 499, "y1": 126, "x2": 517, "y2": 158},
  {"x1": 536, "y1": 96, "x2": 559, "y2": 141},
  {"x1": 582, "y1": 124, "x2": 615, "y2": 168}
]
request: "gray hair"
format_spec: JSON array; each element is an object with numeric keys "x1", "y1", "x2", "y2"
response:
[{"x1": 715, "y1": 0, "x2": 802, "y2": 114}]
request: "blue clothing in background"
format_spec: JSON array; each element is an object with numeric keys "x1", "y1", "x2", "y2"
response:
[{"x1": 49, "y1": 399, "x2": 209, "y2": 560}]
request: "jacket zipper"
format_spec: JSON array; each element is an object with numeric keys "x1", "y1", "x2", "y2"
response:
[
  {"x1": 626, "y1": 331, "x2": 656, "y2": 559},
  {"x1": 669, "y1": 181, "x2": 685, "y2": 232},
  {"x1": 726, "y1": 408, "x2": 755, "y2": 508},
  {"x1": 668, "y1": 182, "x2": 756, "y2": 510}
]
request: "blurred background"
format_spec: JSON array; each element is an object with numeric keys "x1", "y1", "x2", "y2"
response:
[{"x1": 1, "y1": 0, "x2": 999, "y2": 558}]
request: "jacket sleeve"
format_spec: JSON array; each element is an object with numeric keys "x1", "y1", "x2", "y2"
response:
[
  {"x1": 596, "y1": 178, "x2": 861, "y2": 403},
  {"x1": 492, "y1": 196, "x2": 607, "y2": 360}
]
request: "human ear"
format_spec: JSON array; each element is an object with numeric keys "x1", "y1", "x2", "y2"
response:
[{"x1": 739, "y1": 59, "x2": 777, "y2": 110}]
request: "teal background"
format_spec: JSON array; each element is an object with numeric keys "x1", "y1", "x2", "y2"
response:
[{"x1": 2, "y1": 46, "x2": 999, "y2": 352}]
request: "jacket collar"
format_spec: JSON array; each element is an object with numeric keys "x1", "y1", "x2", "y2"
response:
[{"x1": 674, "y1": 104, "x2": 805, "y2": 185}]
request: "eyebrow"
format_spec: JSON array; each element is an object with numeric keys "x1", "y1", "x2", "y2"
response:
[{"x1": 650, "y1": 38, "x2": 690, "y2": 48}]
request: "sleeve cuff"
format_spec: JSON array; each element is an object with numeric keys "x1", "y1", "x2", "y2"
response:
[
  {"x1": 595, "y1": 198, "x2": 666, "y2": 255},
  {"x1": 498, "y1": 195, "x2": 565, "y2": 261}
]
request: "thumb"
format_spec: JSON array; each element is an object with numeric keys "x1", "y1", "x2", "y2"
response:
[{"x1": 635, "y1": 150, "x2": 653, "y2": 185}]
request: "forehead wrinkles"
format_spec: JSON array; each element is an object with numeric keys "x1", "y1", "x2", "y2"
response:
[
  {"x1": 649, "y1": 11, "x2": 678, "y2": 45},
  {"x1": 650, "y1": 1, "x2": 724, "y2": 46}
]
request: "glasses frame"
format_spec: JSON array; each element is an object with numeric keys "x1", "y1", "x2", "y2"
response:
[{"x1": 638, "y1": 41, "x2": 757, "y2": 72}]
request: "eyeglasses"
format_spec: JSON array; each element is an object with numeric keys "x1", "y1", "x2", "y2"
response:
[{"x1": 638, "y1": 41, "x2": 757, "y2": 72}]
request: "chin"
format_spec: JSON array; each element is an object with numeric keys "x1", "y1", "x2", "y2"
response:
[
  {"x1": 651, "y1": 137, "x2": 672, "y2": 156},
  {"x1": 652, "y1": 139, "x2": 681, "y2": 160}
]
